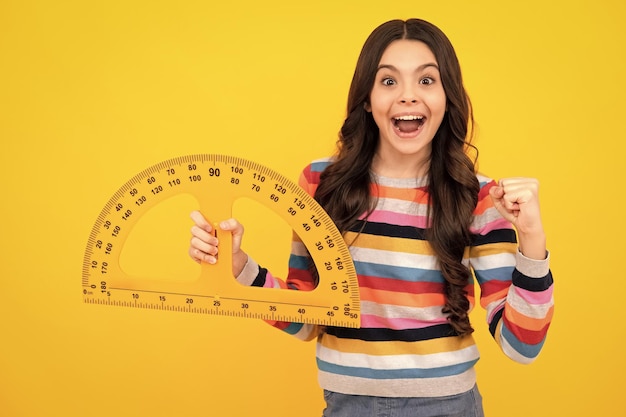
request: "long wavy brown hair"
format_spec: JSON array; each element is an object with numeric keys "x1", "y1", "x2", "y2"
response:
[{"x1": 315, "y1": 19, "x2": 480, "y2": 336}]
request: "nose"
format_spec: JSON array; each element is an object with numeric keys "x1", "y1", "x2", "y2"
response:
[{"x1": 399, "y1": 85, "x2": 419, "y2": 104}]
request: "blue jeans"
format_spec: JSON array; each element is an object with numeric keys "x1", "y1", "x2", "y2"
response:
[{"x1": 322, "y1": 385, "x2": 484, "y2": 417}]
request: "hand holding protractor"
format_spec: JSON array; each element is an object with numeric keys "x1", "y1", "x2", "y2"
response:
[{"x1": 82, "y1": 154, "x2": 360, "y2": 328}]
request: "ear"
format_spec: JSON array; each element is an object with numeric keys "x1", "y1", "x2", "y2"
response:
[{"x1": 364, "y1": 101, "x2": 372, "y2": 112}]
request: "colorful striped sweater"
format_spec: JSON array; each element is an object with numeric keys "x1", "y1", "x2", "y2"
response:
[{"x1": 237, "y1": 158, "x2": 554, "y2": 398}]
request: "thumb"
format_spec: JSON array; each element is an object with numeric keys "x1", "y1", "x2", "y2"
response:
[
  {"x1": 489, "y1": 183, "x2": 516, "y2": 224},
  {"x1": 219, "y1": 218, "x2": 245, "y2": 253},
  {"x1": 489, "y1": 183, "x2": 504, "y2": 199}
]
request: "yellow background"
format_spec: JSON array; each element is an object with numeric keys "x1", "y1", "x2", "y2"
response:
[{"x1": 1, "y1": 0, "x2": 624, "y2": 416}]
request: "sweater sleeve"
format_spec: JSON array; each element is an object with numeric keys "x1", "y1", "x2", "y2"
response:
[
  {"x1": 469, "y1": 178, "x2": 554, "y2": 364},
  {"x1": 234, "y1": 161, "x2": 331, "y2": 341}
]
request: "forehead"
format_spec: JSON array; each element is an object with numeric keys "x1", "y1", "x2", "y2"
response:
[{"x1": 378, "y1": 39, "x2": 438, "y2": 68}]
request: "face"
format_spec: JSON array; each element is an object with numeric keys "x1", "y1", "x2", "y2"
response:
[{"x1": 366, "y1": 39, "x2": 447, "y2": 177}]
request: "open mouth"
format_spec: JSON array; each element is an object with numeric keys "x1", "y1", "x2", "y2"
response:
[{"x1": 393, "y1": 115, "x2": 425, "y2": 133}]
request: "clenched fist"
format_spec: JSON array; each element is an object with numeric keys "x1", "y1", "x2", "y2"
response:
[{"x1": 489, "y1": 178, "x2": 546, "y2": 260}]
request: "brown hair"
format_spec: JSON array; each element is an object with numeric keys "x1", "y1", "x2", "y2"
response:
[{"x1": 314, "y1": 19, "x2": 479, "y2": 336}]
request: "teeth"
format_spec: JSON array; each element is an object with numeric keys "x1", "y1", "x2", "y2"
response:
[{"x1": 394, "y1": 115, "x2": 424, "y2": 121}]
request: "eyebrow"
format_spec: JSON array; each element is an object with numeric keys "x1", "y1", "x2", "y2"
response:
[{"x1": 376, "y1": 62, "x2": 439, "y2": 73}]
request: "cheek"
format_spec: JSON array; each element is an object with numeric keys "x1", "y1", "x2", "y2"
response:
[
  {"x1": 369, "y1": 94, "x2": 393, "y2": 121},
  {"x1": 429, "y1": 93, "x2": 447, "y2": 118},
  {"x1": 425, "y1": 95, "x2": 447, "y2": 130},
  {"x1": 370, "y1": 107, "x2": 390, "y2": 130}
]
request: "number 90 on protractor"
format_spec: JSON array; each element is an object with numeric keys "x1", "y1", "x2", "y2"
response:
[{"x1": 82, "y1": 154, "x2": 361, "y2": 328}]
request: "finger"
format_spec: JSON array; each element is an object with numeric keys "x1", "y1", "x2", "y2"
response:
[
  {"x1": 501, "y1": 195, "x2": 521, "y2": 211},
  {"x1": 498, "y1": 178, "x2": 540, "y2": 208},
  {"x1": 189, "y1": 247, "x2": 217, "y2": 265},
  {"x1": 499, "y1": 178, "x2": 539, "y2": 197},
  {"x1": 219, "y1": 218, "x2": 245, "y2": 252},
  {"x1": 190, "y1": 224, "x2": 217, "y2": 245},
  {"x1": 499, "y1": 177, "x2": 539, "y2": 187},
  {"x1": 489, "y1": 188, "x2": 517, "y2": 224},
  {"x1": 189, "y1": 247, "x2": 204, "y2": 264},
  {"x1": 189, "y1": 211, "x2": 219, "y2": 264},
  {"x1": 188, "y1": 247, "x2": 201, "y2": 264},
  {"x1": 501, "y1": 187, "x2": 535, "y2": 207},
  {"x1": 219, "y1": 218, "x2": 243, "y2": 232},
  {"x1": 190, "y1": 210, "x2": 213, "y2": 232},
  {"x1": 489, "y1": 184, "x2": 504, "y2": 201},
  {"x1": 190, "y1": 235, "x2": 218, "y2": 256}
]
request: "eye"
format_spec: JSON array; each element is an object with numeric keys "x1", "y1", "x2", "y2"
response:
[
  {"x1": 381, "y1": 77, "x2": 396, "y2": 86},
  {"x1": 419, "y1": 77, "x2": 435, "y2": 85}
]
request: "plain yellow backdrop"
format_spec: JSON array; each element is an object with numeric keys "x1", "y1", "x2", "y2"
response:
[{"x1": 1, "y1": 0, "x2": 624, "y2": 416}]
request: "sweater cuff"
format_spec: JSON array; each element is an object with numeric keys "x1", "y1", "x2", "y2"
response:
[
  {"x1": 235, "y1": 256, "x2": 260, "y2": 286},
  {"x1": 516, "y1": 249, "x2": 550, "y2": 278}
]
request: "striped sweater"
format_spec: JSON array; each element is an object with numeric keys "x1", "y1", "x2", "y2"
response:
[{"x1": 237, "y1": 158, "x2": 554, "y2": 398}]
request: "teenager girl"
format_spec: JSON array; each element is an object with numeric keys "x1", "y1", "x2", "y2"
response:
[{"x1": 189, "y1": 18, "x2": 554, "y2": 417}]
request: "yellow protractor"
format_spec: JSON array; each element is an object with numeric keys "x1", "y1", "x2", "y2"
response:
[{"x1": 82, "y1": 154, "x2": 360, "y2": 328}]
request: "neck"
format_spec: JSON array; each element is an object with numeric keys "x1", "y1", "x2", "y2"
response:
[{"x1": 371, "y1": 151, "x2": 430, "y2": 179}]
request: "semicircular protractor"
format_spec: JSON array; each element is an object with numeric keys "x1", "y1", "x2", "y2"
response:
[{"x1": 82, "y1": 154, "x2": 360, "y2": 328}]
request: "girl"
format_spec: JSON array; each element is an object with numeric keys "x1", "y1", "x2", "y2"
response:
[{"x1": 189, "y1": 18, "x2": 554, "y2": 417}]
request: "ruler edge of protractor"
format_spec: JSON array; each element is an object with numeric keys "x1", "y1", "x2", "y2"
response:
[{"x1": 82, "y1": 153, "x2": 361, "y2": 328}]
